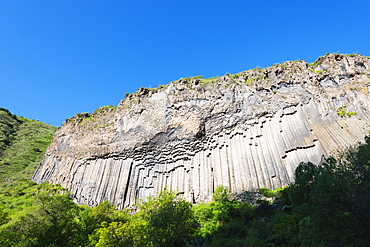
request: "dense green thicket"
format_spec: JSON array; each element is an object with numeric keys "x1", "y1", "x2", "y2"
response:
[
  {"x1": 277, "y1": 139, "x2": 370, "y2": 247},
  {"x1": 1, "y1": 107, "x2": 369, "y2": 246}
]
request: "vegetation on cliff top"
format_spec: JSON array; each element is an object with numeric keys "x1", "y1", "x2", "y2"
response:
[
  {"x1": 66, "y1": 53, "x2": 370, "y2": 127},
  {"x1": 122, "y1": 53, "x2": 370, "y2": 102}
]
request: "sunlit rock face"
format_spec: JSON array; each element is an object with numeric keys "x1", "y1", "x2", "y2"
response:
[{"x1": 33, "y1": 54, "x2": 370, "y2": 209}]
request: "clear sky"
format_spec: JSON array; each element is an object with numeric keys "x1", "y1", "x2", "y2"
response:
[{"x1": 1, "y1": 0, "x2": 369, "y2": 126}]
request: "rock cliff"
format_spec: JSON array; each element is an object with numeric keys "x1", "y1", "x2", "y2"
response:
[{"x1": 33, "y1": 53, "x2": 370, "y2": 209}]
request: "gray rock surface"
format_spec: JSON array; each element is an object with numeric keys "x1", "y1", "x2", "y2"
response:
[{"x1": 33, "y1": 53, "x2": 370, "y2": 208}]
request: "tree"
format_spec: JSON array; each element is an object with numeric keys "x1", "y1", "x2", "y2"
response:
[
  {"x1": 95, "y1": 189, "x2": 198, "y2": 247},
  {"x1": 212, "y1": 185, "x2": 231, "y2": 203},
  {"x1": 72, "y1": 200, "x2": 129, "y2": 246},
  {"x1": 137, "y1": 189, "x2": 198, "y2": 247},
  {"x1": 279, "y1": 138, "x2": 370, "y2": 246},
  {"x1": 0, "y1": 192, "x2": 79, "y2": 247},
  {"x1": 95, "y1": 218, "x2": 145, "y2": 247}
]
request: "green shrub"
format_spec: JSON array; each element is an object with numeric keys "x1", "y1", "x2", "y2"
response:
[
  {"x1": 337, "y1": 106, "x2": 347, "y2": 117},
  {"x1": 347, "y1": 111, "x2": 357, "y2": 117},
  {"x1": 308, "y1": 61, "x2": 322, "y2": 66},
  {"x1": 257, "y1": 188, "x2": 280, "y2": 198},
  {"x1": 309, "y1": 68, "x2": 326, "y2": 73}
]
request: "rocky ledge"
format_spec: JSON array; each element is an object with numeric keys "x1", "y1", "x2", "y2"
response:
[{"x1": 33, "y1": 53, "x2": 370, "y2": 209}]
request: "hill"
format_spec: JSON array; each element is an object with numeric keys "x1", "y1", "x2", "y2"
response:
[
  {"x1": 0, "y1": 108, "x2": 56, "y2": 213},
  {"x1": 32, "y1": 53, "x2": 370, "y2": 209},
  {"x1": 0, "y1": 108, "x2": 56, "y2": 181}
]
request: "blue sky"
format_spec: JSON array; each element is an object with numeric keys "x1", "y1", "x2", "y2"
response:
[{"x1": 1, "y1": 0, "x2": 369, "y2": 126}]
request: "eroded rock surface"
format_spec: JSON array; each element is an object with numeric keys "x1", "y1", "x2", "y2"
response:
[{"x1": 33, "y1": 54, "x2": 370, "y2": 208}]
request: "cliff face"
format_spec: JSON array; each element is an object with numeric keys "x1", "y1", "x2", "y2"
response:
[{"x1": 33, "y1": 54, "x2": 370, "y2": 208}]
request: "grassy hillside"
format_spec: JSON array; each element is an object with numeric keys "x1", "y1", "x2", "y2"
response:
[
  {"x1": 0, "y1": 108, "x2": 55, "y2": 180},
  {"x1": 0, "y1": 108, "x2": 22, "y2": 157},
  {"x1": 0, "y1": 108, "x2": 56, "y2": 214}
]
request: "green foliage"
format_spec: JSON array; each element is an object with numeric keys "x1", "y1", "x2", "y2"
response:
[
  {"x1": 0, "y1": 118, "x2": 55, "y2": 180},
  {"x1": 92, "y1": 105, "x2": 116, "y2": 115},
  {"x1": 212, "y1": 185, "x2": 231, "y2": 203},
  {"x1": 308, "y1": 68, "x2": 326, "y2": 73},
  {"x1": 65, "y1": 112, "x2": 91, "y2": 124},
  {"x1": 347, "y1": 111, "x2": 357, "y2": 116},
  {"x1": 199, "y1": 76, "x2": 220, "y2": 85},
  {"x1": 257, "y1": 187, "x2": 281, "y2": 198},
  {"x1": 281, "y1": 138, "x2": 370, "y2": 246},
  {"x1": 273, "y1": 214, "x2": 300, "y2": 246},
  {"x1": 0, "y1": 180, "x2": 64, "y2": 216},
  {"x1": 0, "y1": 205, "x2": 9, "y2": 226},
  {"x1": 1, "y1": 108, "x2": 55, "y2": 175},
  {"x1": 94, "y1": 189, "x2": 198, "y2": 247},
  {"x1": 137, "y1": 189, "x2": 198, "y2": 246},
  {"x1": 0, "y1": 108, "x2": 21, "y2": 155},
  {"x1": 73, "y1": 200, "x2": 130, "y2": 246},
  {"x1": 94, "y1": 220, "x2": 145, "y2": 247},
  {"x1": 0, "y1": 190, "x2": 78, "y2": 247},
  {"x1": 336, "y1": 105, "x2": 357, "y2": 117},
  {"x1": 245, "y1": 75, "x2": 268, "y2": 86},
  {"x1": 67, "y1": 106, "x2": 116, "y2": 127},
  {"x1": 337, "y1": 106, "x2": 347, "y2": 117},
  {"x1": 179, "y1": 75, "x2": 203, "y2": 84},
  {"x1": 245, "y1": 77, "x2": 256, "y2": 85},
  {"x1": 192, "y1": 141, "x2": 370, "y2": 246},
  {"x1": 192, "y1": 186, "x2": 257, "y2": 246},
  {"x1": 0, "y1": 109, "x2": 56, "y2": 217},
  {"x1": 308, "y1": 59, "x2": 322, "y2": 66},
  {"x1": 192, "y1": 202, "x2": 218, "y2": 238},
  {"x1": 231, "y1": 73, "x2": 241, "y2": 79}
]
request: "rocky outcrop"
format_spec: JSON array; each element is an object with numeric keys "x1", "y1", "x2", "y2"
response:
[{"x1": 33, "y1": 53, "x2": 370, "y2": 209}]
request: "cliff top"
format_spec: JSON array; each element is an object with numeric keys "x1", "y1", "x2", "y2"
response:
[
  {"x1": 52, "y1": 53, "x2": 370, "y2": 159},
  {"x1": 66, "y1": 53, "x2": 370, "y2": 124}
]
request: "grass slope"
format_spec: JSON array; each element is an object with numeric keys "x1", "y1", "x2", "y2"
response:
[{"x1": 0, "y1": 108, "x2": 56, "y2": 214}]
